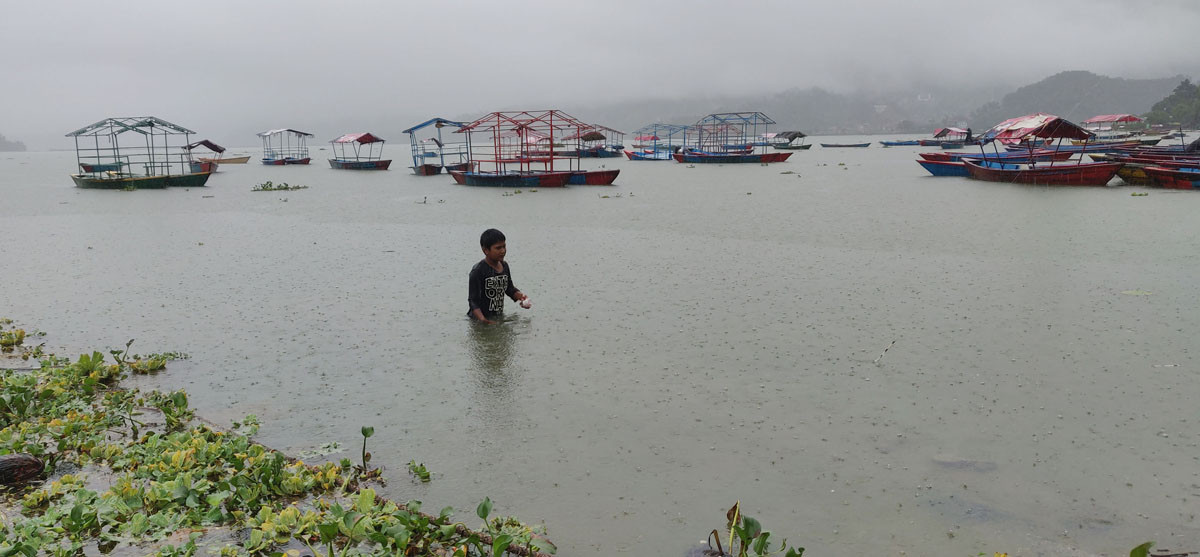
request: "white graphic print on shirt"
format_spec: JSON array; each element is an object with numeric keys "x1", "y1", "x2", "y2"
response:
[{"x1": 485, "y1": 274, "x2": 508, "y2": 312}]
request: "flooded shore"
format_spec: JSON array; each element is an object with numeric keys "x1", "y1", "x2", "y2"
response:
[{"x1": 2, "y1": 144, "x2": 1197, "y2": 555}]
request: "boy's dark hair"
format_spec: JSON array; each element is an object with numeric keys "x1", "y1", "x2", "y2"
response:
[{"x1": 480, "y1": 228, "x2": 506, "y2": 249}]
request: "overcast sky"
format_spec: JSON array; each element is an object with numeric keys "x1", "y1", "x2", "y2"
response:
[{"x1": 3, "y1": 0, "x2": 1198, "y2": 148}]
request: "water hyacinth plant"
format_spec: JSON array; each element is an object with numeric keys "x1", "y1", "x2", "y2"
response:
[{"x1": 0, "y1": 330, "x2": 556, "y2": 556}]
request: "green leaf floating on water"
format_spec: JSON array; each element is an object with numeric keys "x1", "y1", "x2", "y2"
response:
[{"x1": 1120, "y1": 290, "x2": 1153, "y2": 296}]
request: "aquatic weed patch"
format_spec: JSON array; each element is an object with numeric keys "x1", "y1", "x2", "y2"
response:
[
  {"x1": 0, "y1": 336, "x2": 554, "y2": 556},
  {"x1": 252, "y1": 180, "x2": 308, "y2": 191}
]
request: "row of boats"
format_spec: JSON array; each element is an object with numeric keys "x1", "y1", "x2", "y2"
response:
[{"x1": 912, "y1": 113, "x2": 1198, "y2": 188}]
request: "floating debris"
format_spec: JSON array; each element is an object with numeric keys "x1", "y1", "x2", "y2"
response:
[{"x1": 1120, "y1": 290, "x2": 1153, "y2": 296}]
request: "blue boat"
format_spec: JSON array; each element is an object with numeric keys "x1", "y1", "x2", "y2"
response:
[
  {"x1": 918, "y1": 159, "x2": 1017, "y2": 177},
  {"x1": 881, "y1": 140, "x2": 920, "y2": 147}
]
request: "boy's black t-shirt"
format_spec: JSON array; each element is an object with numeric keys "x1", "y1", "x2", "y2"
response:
[{"x1": 468, "y1": 259, "x2": 518, "y2": 319}]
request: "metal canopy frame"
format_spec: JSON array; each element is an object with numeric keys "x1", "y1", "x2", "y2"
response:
[
  {"x1": 65, "y1": 116, "x2": 198, "y2": 178},
  {"x1": 403, "y1": 117, "x2": 469, "y2": 171},
  {"x1": 258, "y1": 128, "x2": 313, "y2": 161},
  {"x1": 688, "y1": 112, "x2": 777, "y2": 154},
  {"x1": 329, "y1": 133, "x2": 387, "y2": 162},
  {"x1": 456, "y1": 110, "x2": 593, "y2": 173},
  {"x1": 632, "y1": 123, "x2": 688, "y2": 151}
]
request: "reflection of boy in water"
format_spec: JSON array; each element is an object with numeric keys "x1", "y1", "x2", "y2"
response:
[{"x1": 468, "y1": 229, "x2": 530, "y2": 324}]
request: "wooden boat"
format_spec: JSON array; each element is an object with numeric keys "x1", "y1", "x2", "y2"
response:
[
  {"x1": 70, "y1": 172, "x2": 212, "y2": 189},
  {"x1": 769, "y1": 131, "x2": 810, "y2": 150},
  {"x1": 962, "y1": 159, "x2": 1123, "y2": 186},
  {"x1": 627, "y1": 124, "x2": 687, "y2": 160},
  {"x1": 403, "y1": 117, "x2": 470, "y2": 176},
  {"x1": 820, "y1": 143, "x2": 870, "y2": 148},
  {"x1": 920, "y1": 149, "x2": 1074, "y2": 163},
  {"x1": 917, "y1": 159, "x2": 1018, "y2": 177},
  {"x1": 329, "y1": 159, "x2": 392, "y2": 170},
  {"x1": 199, "y1": 154, "x2": 251, "y2": 164},
  {"x1": 461, "y1": 171, "x2": 572, "y2": 187},
  {"x1": 677, "y1": 112, "x2": 790, "y2": 164},
  {"x1": 881, "y1": 140, "x2": 920, "y2": 147},
  {"x1": 188, "y1": 160, "x2": 218, "y2": 173},
  {"x1": 566, "y1": 169, "x2": 620, "y2": 185},
  {"x1": 625, "y1": 149, "x2": 674, "y2": 160},
  {"x1": 570, "y1": 126, "x2": 625, "y2": 158},
  {"x1": 455, "y1": 110, "x2": 603, "y2": 185},
  {"x1": 1141, "y1": 166, "x2": 1200, "y2": 189},
  {"x1": 673, "y1": 151, "x2": 792, "y2": 164},
  {"x1": 67, "y1": 116, "x2": 214, "y2": 189},
  {"x1": 259, "y1": 128, "x2": 314, "y2": 165},
  {"x1": 328, "y1": 132, "x2": 391, "y2": 170}
]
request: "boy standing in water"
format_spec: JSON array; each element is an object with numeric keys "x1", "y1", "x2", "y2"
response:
[{"x1": 468, "y1": 229, "x2": 530, "y2": 324}]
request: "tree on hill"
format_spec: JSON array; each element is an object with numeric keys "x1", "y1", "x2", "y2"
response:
[
  {"x1": 0, "y1": 133, "x2": 27, "y2": 152},
  {"x1": 1143, "y1": 79, "x2": 1200, "y2": 128}
]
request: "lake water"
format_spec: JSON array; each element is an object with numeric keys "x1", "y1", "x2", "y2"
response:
[{"x1": 2, "y1": 141, "x2": 1198, "y2": 555}]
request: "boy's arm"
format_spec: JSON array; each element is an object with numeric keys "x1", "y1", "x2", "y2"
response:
[
  {"x1": 469, "y1": 308, "x2": 493, "y2": 324},
  {"x1": 505, "y1": 264, "x2": 523, "y2": 301},
  {"x1": 468, "y1": 266, "x2": 495, "y2": 324}
]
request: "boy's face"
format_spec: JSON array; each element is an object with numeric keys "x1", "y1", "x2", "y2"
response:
[{"x1": 483, "y1": 241, "x2": 506, "y2": 263}]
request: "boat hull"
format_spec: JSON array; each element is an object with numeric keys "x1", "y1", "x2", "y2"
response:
[
  {"x1": 916, "y1": 160, "x2": 969, "y2": 177},
  {"x1": 329, "y1": 159, "x2": 392, "y2": 170},
  {"x1": 880, "y1": 140, "x2": 920, "y2": 147},
  {"x1": 413, "y1": 163, "x2": 442, "y2": 176},
  {"x1": 772, "y1": 143, "x2": 812, "y2": 150},
  {"x1": 189, "y1": 161, "x2": 218, "y2": 173},
  {"x1": 199, "y1": 155, "x2": 251, "y2": 164},
  {"x1": 672, "y1": 152, "x2": 793, "y2": 164},
  {"x1": 963, "y1": 160, "x2": 1123, "y2": 186},
  {"x1": 624, "y1": 150, "x2": 674, "y2": 161},
  {"x1": 1142, "y1": 166, "x2": 1200, "y2": 189},
  {"x1": 262, "y1": 157, "x2": 311, "y2": 165},
  {"x1": 461, "y1": 171, "x2": 572, "y2": 187},
  {"x1": 70, "y1": 172, "x2": 213, "y2": 189},
  {"x1": 566, "y1": 169, "x2": 620, "y2": 185}
]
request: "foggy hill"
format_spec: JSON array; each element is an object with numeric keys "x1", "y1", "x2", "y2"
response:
[
  {"x1": 0, "y1": 133, "x2": 27, "y2": 152},
  {"x1": 558, "y1": 71, "x2": 1186, "y2": 136},
  {"x1": 967, "y1": 71, "x2": 1184, "y2": 129}
]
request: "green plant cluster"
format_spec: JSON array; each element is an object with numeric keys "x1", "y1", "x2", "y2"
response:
[
  {"x1": 0, "y1": 347, "x2": 553, "y2": 556},
  {"x1": 252, "y1": 181, "x2": 308, "y2": 191}
]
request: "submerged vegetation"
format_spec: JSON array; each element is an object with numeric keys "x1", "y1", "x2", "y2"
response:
[
  {"x1": 0, "y1": 321, "x2": 554, "y2": 556},
  {"x1": 252, "y1": 181, "x2": 308, "y2": 191}
]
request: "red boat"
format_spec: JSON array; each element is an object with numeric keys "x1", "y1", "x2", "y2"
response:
[
  {"x1": 919, "y1": 149, "x2": 1074, "y2": 163},
  {"x1": 962, "y1": 159, "x2": 1123, "y2": 186},
  {"x1": 1141, "y1": 166, "x2": 1200, "y2": 189},
  {"x1": 966, "y1": 113, "x2": 1124, "y2": 186},
  {"x1": 568, "y1": 169, "x2": 620, "y2": 185}
]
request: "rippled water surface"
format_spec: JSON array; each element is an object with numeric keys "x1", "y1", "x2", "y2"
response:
[{"x1": 2, "y1": 142, "x2": 1198, "y2": 555}]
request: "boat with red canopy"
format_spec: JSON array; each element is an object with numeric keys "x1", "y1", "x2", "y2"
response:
[
  {"x1": 453, "y1": 110, "x2": 619, "y2": 186},
  {"x1": 963, "y1": 113, "x2": 1123, "y2": 186},
  {"x1": 328, "y1": 133, "x2": 392, "y2": 170}
]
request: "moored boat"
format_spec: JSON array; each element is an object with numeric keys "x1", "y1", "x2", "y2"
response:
[
  {"x1": 962, "y1": 159, "x2": 1122, "y2": 186},
  {"x1": 820, "y1": 143, "x2": 870, "y2": 148},
  {"x1": 677, "y1": 112, "x2": 790, "y2": 164},
  {"x1": 674, "y1": 150, "x2": 792, "y2": 164},
  {"x1": 66, "y1": 116, "x2": 214, "y2": 189},
  {"x1": 1141, "y1": 166, "x2": 1200, "y2": 189},
  {"x1": 258, "y1": 128, "x2": 314, "y2": 165},
  {"x1": 328, "y1": 132, "x2": 391, "y2": 170},
  {"x1": 880, "y1": 140, "x2": 920, "y2": 147},
  {"x1": 403, "y1": 117, "x2": 470, "y2": 176}
]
